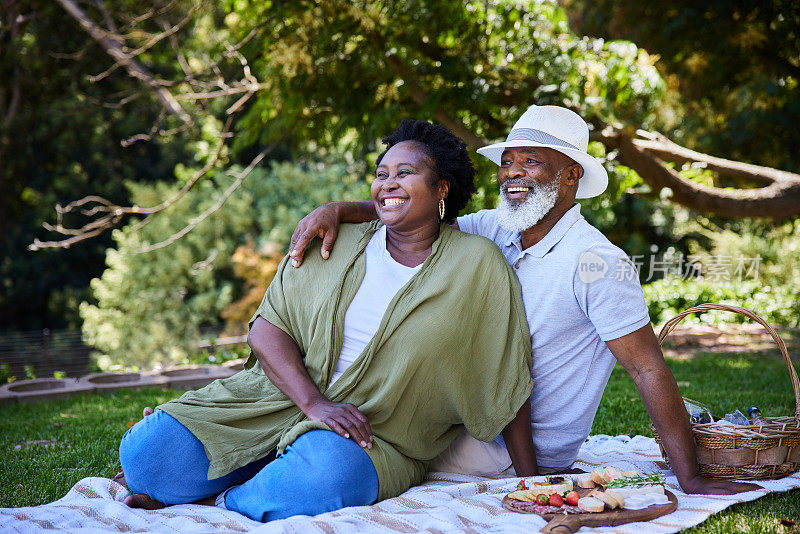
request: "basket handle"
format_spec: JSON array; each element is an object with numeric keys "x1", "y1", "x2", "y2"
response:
[{"x1": 657, "y1": 303, "x2": 800, "y2": 420}]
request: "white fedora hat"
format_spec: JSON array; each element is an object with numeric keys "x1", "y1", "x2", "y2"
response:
[{"x1": 476, "y1": 105, "x2": 608, "y2": 199}]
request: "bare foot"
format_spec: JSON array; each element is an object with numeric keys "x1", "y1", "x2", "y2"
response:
[
  {"x1": 193, "y1": 494, "x2": 219, "y2": 506},
  {"x1": 112, "y1": 471, "x2": 127, "y2": 487},
  {"x1": 143, "y1": 407, "x2": 154, "y2": 418},
  {"x1": 124, "y1": 493, "x2": 166, "y2": 510}
]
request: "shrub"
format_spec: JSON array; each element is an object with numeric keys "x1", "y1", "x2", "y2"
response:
[
  {"x1": 644, "y1": 277, "x2": 800, "y2": 327},
  {"x1": 81, "y1": 159, "x2": 369, "y2": 369}
]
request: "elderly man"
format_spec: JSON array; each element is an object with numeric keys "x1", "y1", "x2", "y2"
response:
[{"x1": 288, "y1": 105, "x2": 758, "y2": 494}]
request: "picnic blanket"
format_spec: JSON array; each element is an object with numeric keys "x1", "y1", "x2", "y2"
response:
[{"x1": 2, "y1": 435, "x2": 797, "y2": 533}]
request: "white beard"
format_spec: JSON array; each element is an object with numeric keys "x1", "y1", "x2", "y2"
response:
[{"x1": 496, "y1": 174, "x2": 560, "y2": 234}]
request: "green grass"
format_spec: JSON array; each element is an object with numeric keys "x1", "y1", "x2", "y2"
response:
[
  {"x1": 591, "y1": 352, "x2": 800, "y2": 532},
  {"x1": 1, "y1": 353, "x2": 799, "y2": 531},
  {"x1": 0, "y1": 388, "x2": 179, "y2": 508}
]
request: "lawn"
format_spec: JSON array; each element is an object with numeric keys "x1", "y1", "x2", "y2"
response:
[{"x1": 1, "y1": 351, "x2": 799, "y2": 532}]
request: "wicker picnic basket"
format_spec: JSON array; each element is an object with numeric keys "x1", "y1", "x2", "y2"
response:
[{"x1": 653, "y1": 303, "x2": 800, "y2": 480}]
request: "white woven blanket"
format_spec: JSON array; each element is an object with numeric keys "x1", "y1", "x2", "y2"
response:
[{"x1": 2, "y1": 435, "x2": 797, "y2": 533}]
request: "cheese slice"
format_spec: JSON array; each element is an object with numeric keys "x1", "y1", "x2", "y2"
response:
[
  {"x1": 526, "y1": 477, "x2": 573, "y2": 497},
  {"x1": 612, "y1": 485, "x2": 665, "y2": 500},
  {"x1": 604, "y1": 488, "x2": 626, "y2": 508},
  {"x1": 623, "y1": 493, "x2": 670, "y2": 510},
  {"x1": 592, "y1": 490, "x2": 619, "y2": 509}
]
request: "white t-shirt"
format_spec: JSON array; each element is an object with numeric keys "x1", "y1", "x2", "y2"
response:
[
  {"x1": 457, "y1": 204, "x2": 650, "y2": 468},
  {"x1": 328, "y1": 225, "x2": 422, "y2": 386}
]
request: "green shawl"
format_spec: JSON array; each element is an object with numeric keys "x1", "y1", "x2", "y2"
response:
[{"x1": 159, "y1": 221, "x2": 533, "y2": 500}]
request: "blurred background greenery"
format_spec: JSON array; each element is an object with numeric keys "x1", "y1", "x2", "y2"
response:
[{"x1": 1, "y1": 0, "x2": 798, "y2": 370}]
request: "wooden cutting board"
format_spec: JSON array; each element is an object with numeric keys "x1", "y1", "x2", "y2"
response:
[{"x1": 501, "y1": 488, "x2": 677, "y2": 533}]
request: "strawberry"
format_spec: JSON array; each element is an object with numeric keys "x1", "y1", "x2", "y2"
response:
[
  {"x1": 536, "y1": 493, "x2": 549, "y2": 505},
  {"x1": 565, "y1": 491, "x2": 580, "y2": 506},
  {"x1": 516, "y1": 479, "x2": 527, "y2": 491},
  {"x1": 548, "y1": 493, "x2": 564, "y2": 507}
]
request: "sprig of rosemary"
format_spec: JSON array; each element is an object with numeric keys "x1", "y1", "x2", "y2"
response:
[{"x1": 603, "y1": 472, "x2": 665, "y2": 488}]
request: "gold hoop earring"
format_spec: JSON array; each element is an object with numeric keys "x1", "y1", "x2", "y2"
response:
[{"x1": 438, "y1": 198, "x2": 446, "y2": 221}]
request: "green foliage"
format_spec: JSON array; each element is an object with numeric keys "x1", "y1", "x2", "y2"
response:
[
  {"x1": 643, "y1": 215, "x2": 800, "y2": 327},
  {"x1": 644, "y1": 278, "x2": 800, "y2": 327},
  {"x1": 563, "y1": 0, "x2": 800, "y2": 173},
  {"x1": 0, "y1": 363, "x2": 15, "y2": 385},
  {"x1": 228, "y1": 0, "x2": 664, "y2": 203},
  {"x1": 248, "y1": 161, "x2": 372, "y2": 248},
  {"x1": 187, "y1": 345, "x2": 250, "y2": 366},
  {"x1": 698, "y1": 219, "x2": 800, "y2": 290},
  {"x1": 80, "y1": 148, "x2": 370, "y2": 368},
  {"x1": 24, "y1": 365, "x2": 36, "y2": 381}
]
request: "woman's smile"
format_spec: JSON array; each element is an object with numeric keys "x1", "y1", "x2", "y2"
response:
[{"x1": 381, "y1": 197, "x2": 408, "y2": 208}]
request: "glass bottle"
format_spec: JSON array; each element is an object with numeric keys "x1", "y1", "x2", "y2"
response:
[
  {"x1": 747, "y1": 406, "x2": 768, "y2": 426},
  {"x1": 683, "y1": 397, "x2": 713, "y2": 424}
]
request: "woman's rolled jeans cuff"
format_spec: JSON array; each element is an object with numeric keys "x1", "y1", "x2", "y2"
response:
[{"x1": 119, "y1": 409, "x2": 379, "y2": 521}]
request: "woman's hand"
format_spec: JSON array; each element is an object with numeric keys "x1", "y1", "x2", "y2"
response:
[
  {"x1": 250, "y1": 318, "x2": 374, "y2": 448},
  {"x1": 303, "y1": 397, "x2": 373, "y2": 449}
]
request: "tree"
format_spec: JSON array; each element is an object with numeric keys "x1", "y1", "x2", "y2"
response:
[
  {"x1": 0, "y1": 0, "x2": 192, "y2": 330},
  {"x1": 34, "y1": 0, "x2": 799, "y2": 257},
  {"x1": 562, "y1": 0, "x2": 800, "y2": 172},
  {"x1": 81, "y1": 153, "x2": 369, "y2": 367}
]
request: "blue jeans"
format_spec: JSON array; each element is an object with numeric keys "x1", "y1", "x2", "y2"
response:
[{"x1": 119, "y1": 410, "x2": 379, "y2": 522}]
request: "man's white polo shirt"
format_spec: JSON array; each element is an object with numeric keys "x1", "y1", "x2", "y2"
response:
[{"x1": 456, "y1": 203, "x2": 650, "y2": 468}]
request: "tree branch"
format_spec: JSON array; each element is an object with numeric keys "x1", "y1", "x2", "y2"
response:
[
  {"x1": 29, "y1": 116, "x2": 235, "y2": 251},
  {"x1": 599, "y1": 127, "x2": 800, "y2": 219},
  {"x1": 134, "y1": 140, "x2": 281, "y2": 254},
  {"x1": 631, "y1": 130, "x2": 796, "y2": 185},
  {"x1": 54, "y1": 0, "x2": 193, "y2": 126},
  {"x1": 1, "y1": 0, "x2": 24, "y2": 130}
]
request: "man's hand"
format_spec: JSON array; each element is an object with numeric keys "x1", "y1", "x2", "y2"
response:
[
  {"x1": 606, "y1": 325, "x2": 763, "y2": 496},
  {"x1": 679, "y1": 475, "x2": 761, "y2": 495},
  {"x1": 289, "y1": 201, "x2": 379, "y2": 267},
  {"x1": 289, "y1": 203, "x2": 341, "y2": 268},
  {"x1": 303, "y1": 396, "x2": 373, "y2": 449}
]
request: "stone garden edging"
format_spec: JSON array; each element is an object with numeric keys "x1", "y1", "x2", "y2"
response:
[{"x1": 0, "y1": 359, "x2": 246, "y2": 404}]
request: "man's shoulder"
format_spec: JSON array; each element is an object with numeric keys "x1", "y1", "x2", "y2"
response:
[
  {"x1": 458, "y1": 208, "x2": 498, "y2": 228},
  {"x1": 458, "y1": 209, "x2": 512, "y2": 244},
  {"x1": 446, "y1": 224, "x2": 508, "y2": 259},
  {"x1": 561, "y1": 218, "x2": 626, "y2": 258}
]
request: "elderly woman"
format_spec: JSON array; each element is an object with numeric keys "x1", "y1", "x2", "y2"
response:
[{"x1": 118, "y1": 120, "x2": 535, "y2": 522}]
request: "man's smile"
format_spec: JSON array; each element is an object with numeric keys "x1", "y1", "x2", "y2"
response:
[{"x1": 502, "y1": 183, "x2": 533, "y2": 201}]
